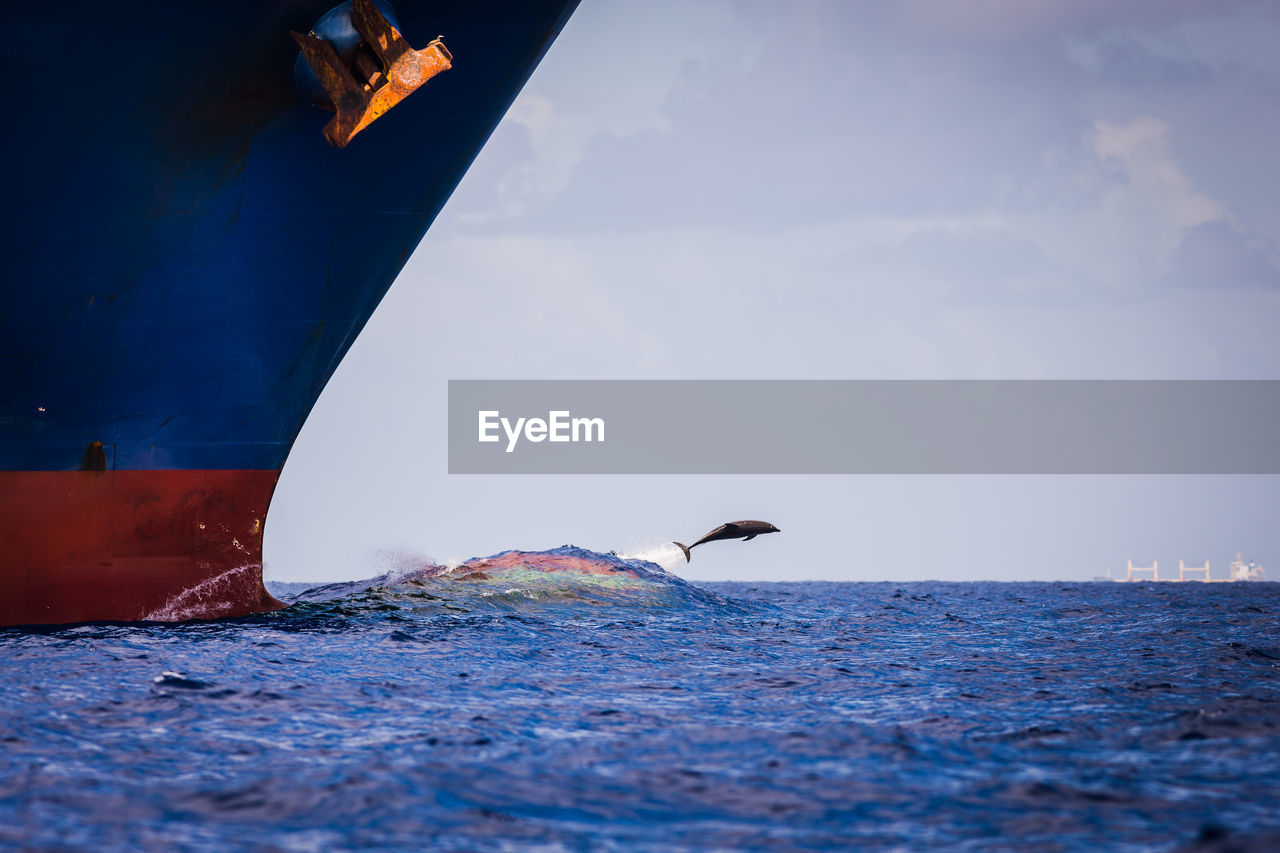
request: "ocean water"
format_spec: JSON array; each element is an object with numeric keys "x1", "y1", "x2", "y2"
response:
[{"x1": 2, "y1": 547, "x2": 1279, "y2": 852}]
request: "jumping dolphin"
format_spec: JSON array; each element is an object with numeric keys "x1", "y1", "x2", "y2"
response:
[{"x1": 673, "y1": 520, "x2": 780, "y2": 562}]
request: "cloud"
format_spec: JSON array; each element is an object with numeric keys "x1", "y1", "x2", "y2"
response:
[
  {"x1": 479, "y1": 95, "x2": 595, "y2": 221},
  {"x1": 1165, "y1": 219, "x2": 1280, "y2": 290},
  {"x1": 1073, "y1": 36, "x2": 1214, "y2": 87},
  {"x1": 895, "y1": 0, "x2": 1244, "y2": 42},
  {"x1": 405, "y1": 233, "x2": 672, "y2": 377},
  {"x1": 455, "y1": 0, "x2": 760, "y2": 226},
  {"x1": 1010, "y1": 117, "x2": 1227, "y2": 288},
  {"x1": 1093, "y1": 117, "x2": 1224, "y2": 228},
  {"x1": 440, "y1": 0, "x2": 1276, "y2": 379}
]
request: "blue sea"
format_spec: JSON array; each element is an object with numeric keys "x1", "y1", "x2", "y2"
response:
[{"x1": 2, "y1": 547, "x2": 1279, "y2": 851}]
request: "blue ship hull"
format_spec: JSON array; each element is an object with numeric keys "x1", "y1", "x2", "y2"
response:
[{"x1": 0, "y1": 0, "x2": 578, "y2": 624}]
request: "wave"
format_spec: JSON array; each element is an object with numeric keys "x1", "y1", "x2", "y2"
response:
[{"x1": 274, "y1": 546, "x2": 744, "y2": 617}]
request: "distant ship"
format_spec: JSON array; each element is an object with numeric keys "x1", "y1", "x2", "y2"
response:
[
  {"x1": 0, "y1": 0, "x2": 579, "y2": 625},
  {"x1": 1095, "y1": 554, "x2": 1267, "y2": 583},
  {"x1": 1228, "y1": 553, "x2": 1267, "y2": 582}
]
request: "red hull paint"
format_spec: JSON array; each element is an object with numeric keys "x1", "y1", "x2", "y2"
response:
[{"x1": 0, "y1": 470, "x2": 285, "y2": 626}]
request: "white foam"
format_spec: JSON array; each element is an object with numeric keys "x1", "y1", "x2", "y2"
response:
[{"x1": 618, "y1": 542, "x2": 687, "y2": 572}]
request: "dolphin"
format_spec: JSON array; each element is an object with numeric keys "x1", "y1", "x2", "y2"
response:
[{"x1": 673, "y1": 520, "x2": 781, "y2": 562}]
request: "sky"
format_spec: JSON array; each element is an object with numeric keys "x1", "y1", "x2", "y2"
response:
[{"x1": 265, "y1": 0, "x2": 1280, "y2": 584}]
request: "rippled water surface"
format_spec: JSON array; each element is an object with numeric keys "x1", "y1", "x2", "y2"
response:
[{"x1": 3, "y1": 548, "x2": 1279, "y2": 851}]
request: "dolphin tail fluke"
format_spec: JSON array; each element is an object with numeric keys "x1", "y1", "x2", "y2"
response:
[{"x1": 673, "y1": 542, "x2": 692, "y2": 563}]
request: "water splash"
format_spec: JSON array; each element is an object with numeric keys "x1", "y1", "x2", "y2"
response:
[
  {"x1": 142, "y1": 563, "x2": 267, "y2": 622},
  {"x1": 617, "y1": 542, "x2": 688, "y2": 571}
]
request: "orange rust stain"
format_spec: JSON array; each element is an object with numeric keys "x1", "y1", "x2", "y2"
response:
[{"x1": 292, "y1": 0, "x2": 452, "y2": 148}]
